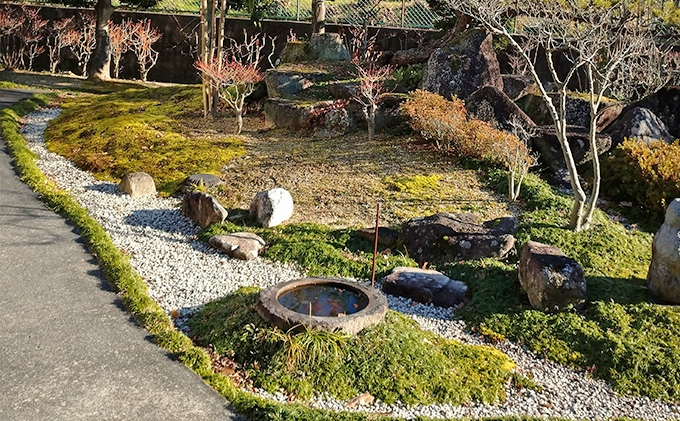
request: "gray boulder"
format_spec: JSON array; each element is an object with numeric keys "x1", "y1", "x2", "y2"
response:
[
  {"x1": 250, "y1": 188, "x2": 294, "y2": 228},
  {"x1": 265, "y1": 69, "x2": 327, "y2": 98},
  {"x1": 465, "y1": 86, "x2": 535, "y2": 132},
  {"x1": 315, "y1": 107, "x2": 356, "y2": 137},
  {"x1": 401, "y1": 213, "x2": 517, "y2": 264},
  {"x1": 604, "y1": 106, "x2": 674, "y2": 147},
  {"x1": 357, "y1": 227, "x2": 400, "y2": 248},
  {"x1": 181, "y1": 173, "x2": 223, "y2": 193},
  {"x1": 328, "y1": 82, "x2": 359, "y2": 100},
  {"x1": 209, "y1": 232, "x2": 266, "y2": 261},
  {"x1": 421, "y1": 29, "x2": 503, "y2": 101},
  {"x1": 531, "y1": 125, "x2": 612, "y2": 170},
  {"x1": 647, "y1": 198, "x2": 680, "y2": 304},
  {"x1": 265, "y1": 98, "x2": 335, "y2": 129},
  {"x1": 119, "y1": 172, "x2": 156, "y2": 198},
  {"x1": 519, "y1": 241, "x2": 587, "y2": 312},
  {"x1": 633, "y1": 86, "x2": 680, "y2": 139},
  {"x1": 181, "y1": 191, "x2": 228, "y2": 228},
  {"x1": 517, "y1": 93, "x2": 623, "y2": 131},
  {"x1": 309, "y1": 33, "x2": 350, "y2": 61},
  {"x1": 502, "y1": 74, "x2": 538, "y2": 101},
  {"x1": 382, "y1": 266, "x2": 467, "y2": 308}
]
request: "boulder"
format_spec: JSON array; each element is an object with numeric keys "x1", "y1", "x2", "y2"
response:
[
  {"x1": 519, "y1": 241, "x2": 587, "y2": 312},
  {"x1": 309, "y1": 33, "x2": 350, "y2": 61},
  {"x1": 356, "y1": 227, "x2": 400, "y2": 248},
  {"x1": 517, "y1": 93, "x2": 624, "y2": 131},
  {"x1": 328, "y1": 81, "x2": 359, "y2": 100},
  {"x1": 250, "y1": 188, "x2": 294, "y2": 228},
  {"x1": 502, "y1": 74, "x2": 538, "y2": 101},
  {"x1": 279, "y1": 40, "x2": 311, "y2": 64},
  {"x1": 647, "y1": 198, "x2": 680, "y2": 304},
  {"x1": 209, "y1": 232, "x2": 266, "y2": 261},
  {"x1": 531, "y1": 125, "x2": 612, "y2": 170},
  {"x1": 181, "y1": 173, "x2": 223, "y2": 193},
  {"x1": 314, "y1": 107, "x2": 356, "y2": 137},
  {"x1": 633, "y1": 86, "x2": 680, "y2": 139},
  {"x1": 421, "y1": 29, "x2": 503, "y2": 101},
  {"x1": 265, "y1": 69, "x2": 327, "y2": 97},
  {"x1": 265, "y1": 98, "x2": 335, "y2": 129},
  {"x1": 119, "y1": 172, "x2": 156, "y2": 198},
  {"x1": 374, "y1": 94, "x2": 407, "y2": 131},
  {"x1": 382, "y1": 266, "x2": 467, "y2": 308},
  {"x1": 604, "y1": 106, "x2": 674, "y2": 147},
  {"x1": 465, "y1": 86, "x2": 535, "y2": 132},
  {"x1": 401, "y1": 213, "x2": 517, "y2": 264},
  {"x1": 181, "y1": 191, "x2": 228, "y2": 228}
]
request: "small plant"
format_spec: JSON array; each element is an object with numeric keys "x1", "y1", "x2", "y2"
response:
[
  {"x1": 109, "y1": 19, "x2": 134, "y2": 79},
  {"x1": 195, "y1": 32, "x2": 267, "y2": 134},
  {"x1": 393, "y1": 65, "x2": 424, "y2": 91},
  {"x1": 68, "y1": 12, "x2": 96, "y2": 76},
  {"x1": 401, "y1": 89, "x2": 468, "y2": 151},
  {"x1": 129, "y1": 19, "x2": 162, "y2": 82},
  {"x1": 47, "y1": 17, "x2": 75, "y2": 74},
  {"x1": 351, "y1": 57, "x2": 393, "y2": 141}
]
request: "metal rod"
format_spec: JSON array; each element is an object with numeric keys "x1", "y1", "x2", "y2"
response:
[
  {"x1": 370, "y1": 202, "x2": 380, "y2": 288},
  {"x1": 296, "y1": 0, "x2": 300, "y2": 21}
]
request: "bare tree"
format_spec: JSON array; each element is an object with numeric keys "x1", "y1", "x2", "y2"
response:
[
  {"x1": 47, "y1": 17, "x2": 75, "y2": 74},
  {"x1": 20, "y1": 6, "x2": 48, "y2": 71},
  {"x1": 352, "y1": 57, "x2": 393, "y2": 141},
  {"x1": 445, "y1": 0, "x2": 678, "y2": 230},
  {"x1": 69, "y1": 13, "x2": 97, "y2": 76},
  {"x1": 0, "y1": 7, "x2": 25, "y2": 70},
  {"x1": 129, "y1": 19, "x2": 162, "y2": 82},
  {"x1": 109, "y1": 19, "x2": 134, "y2": 79}
]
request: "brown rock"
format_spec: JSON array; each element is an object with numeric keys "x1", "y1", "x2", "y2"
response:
[
  {"x1": 519, "y1": 241, "x2": 587, "y2": 312},
  {"x1": 181, "y1": 191, "x2": 228, "y2": 228},
  {"x1": 465, "y1": 85, "x2": 535, "y2": 131},
  {"x1": 119, "y1": 172, "x2": 156, "y2": 198},
  {"x1": 209, "y1": 232, "x2": 266, "y2": 261}
]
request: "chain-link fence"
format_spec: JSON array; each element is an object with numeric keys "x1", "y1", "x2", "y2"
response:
[{"x1": 27, "y1": 0, "x2": 440, "y2": 28}]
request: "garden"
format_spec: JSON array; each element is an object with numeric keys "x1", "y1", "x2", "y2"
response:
[{"x1": 2, "y1": 0, "x2": 680, "y2": 420}]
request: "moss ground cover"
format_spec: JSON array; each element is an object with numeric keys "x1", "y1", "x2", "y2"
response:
[
  {"x1": 450, "y1": 170, "x2": 680, "y2": 401},
  {"x1": 200, "y1": 221, "x2": 417, "y2": 279},
  {"x1": 188, "y1": 287, "x2": 516, "y2": 405},
  {"x1": 43, "y1": 86, "x2": 244, "y2": 195}
]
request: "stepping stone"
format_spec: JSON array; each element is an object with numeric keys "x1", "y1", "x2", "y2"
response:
[{"x1": 181, "y1": 173, "x2": 223, "y2": 193}]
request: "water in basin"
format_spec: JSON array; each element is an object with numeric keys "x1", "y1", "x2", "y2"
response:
[{"x1": 278, "y1": 284, "x2": 369, "y2": 317}]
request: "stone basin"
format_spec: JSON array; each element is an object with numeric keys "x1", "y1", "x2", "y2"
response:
[{"x1": 256, "y1": 277, "x2": 388, "y2": 336}]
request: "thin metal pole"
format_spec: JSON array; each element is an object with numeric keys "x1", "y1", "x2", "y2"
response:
[
  {"x1": 370, "y1": 202, "x2": 380, "y2": 288},
  {"x1": 296, "y1": 0, "x2": 300, "y2": 21}
]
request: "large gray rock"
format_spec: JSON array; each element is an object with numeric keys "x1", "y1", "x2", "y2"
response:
[
  {"x1": 531, "y1": 125, "x2": 612, "y2": 170},
  {"x1": 502, "y1": 74, "x2": 538, "y2": 101},
  {"x1": 647, "y1": 199, "x2": 680, "y2": 304},
  {"x1": 421, "y1": 30, "x2": 503, "y2": 101},
  {"x1": 314, "y1": 107, "x2": 356, "y2": 138},
  {"x1": 309, "y1": 33, "x2": 350, "y2": 61},
  {"x1": 519, "y1": 241, "x2": 587, "y2": 312},
  {"x1": 265, "y1": 69, "x2": 327, "y2": 98},
  {"x1": 382, "y1": 266, "x2": 467, "y2": 308},
  {"x1": 265, "y1": 98, "x2": 335, "y2": 129},
  {"x1": 604, "y1": 106, "x2": 674, "y2": 147},
  {"x1": 181, "y1": 173, "x2": 223, "y2": 193},
  {"x1": 250, "y1": 188, "x2": 294, "y2": 228},
  {"x1": 119, "y1": 172, "x2": 156, "y2": 198},
  {"x1": 517, "y1": 93, "x2": 624, "y2": 131},
  {"x1": 209, "y1": 232, "x2": 266, "y2": 261},
  {"x1": 465, "y1": 86, "x2": 535, "y2": 132},
  {"x1": 633, "y1": 86, "x2": 680, "y2": 139},
  {"x1": 181, "y1": 191, "x2": 228, "y2": 228},
  {"x1": 356, "y1": 227, "x2": 400, "y2": 248},
  {"x1": 401, "y1": 213, "x2": 517, "y2": 264}
]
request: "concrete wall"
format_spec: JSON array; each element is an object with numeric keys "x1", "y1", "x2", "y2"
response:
[{"x1": 9, "y1": 4, "x2": 437, "y2": 83}]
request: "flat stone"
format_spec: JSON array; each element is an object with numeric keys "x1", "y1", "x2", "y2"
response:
[
  {"x1": 383, "y1": 266, "x2": 467, "y2": 308},
  {"x1": 119, "y1": 172, "x2": 156, "y2": 198},
  {"x1": 181, "y1": 173, "x2": 223, "y2": 193},
  {"x1": 209, "y1": 232, "x2": 265, "y2": 261},
  {"x1": 519, "y1": 241, "x2": 587, "y2": 312}
]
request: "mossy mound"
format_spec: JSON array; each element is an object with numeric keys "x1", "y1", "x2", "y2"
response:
[
  {"x1": 453, "y1": 170, "x2": 680, "y2": 401},
  {"x1": 188, "y1": 287, "x2": 518, "y2": 405},
  {"x1": 200, "y1": 222, "x2": 416, "y2": 280},
  {"x1": 44, "y1": 86, "x2": 244, "y2": 195}
]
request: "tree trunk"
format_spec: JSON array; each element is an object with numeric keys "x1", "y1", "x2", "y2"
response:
[
  {"x1": 311, "y1": 0, "x2": 326, "y2": 34},
  {"x1": 367, "y1": 105, "x2": 376, "y2": 141},
  {"x1": 87, "y1": 0, "x2": 114, "y2": 81},
  {"x1": 235, "y1": 109, "x2": 243, "y2": 134}
]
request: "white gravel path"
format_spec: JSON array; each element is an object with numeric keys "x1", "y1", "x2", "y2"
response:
[{"x1": 21, "y1": 108, "x2": 680, "y2": 421}]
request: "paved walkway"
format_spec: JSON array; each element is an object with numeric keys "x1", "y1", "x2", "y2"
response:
[{"x1": 0, "y1": 89, "x2": 244, "y2": 420}]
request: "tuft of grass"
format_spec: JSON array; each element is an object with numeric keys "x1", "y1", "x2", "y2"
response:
[
  {"x1": 188, "y1": 287, "x2": 516, "y2": 405},
  {"x1": 43, "y1": 86, "x2": 244, "y2": 195},
  {"x1": 452, "y1": 168, "x2": 680, "y2": 401},
  {"x1": 200, "y1": 221, "x2": 417, "y2": 279}
]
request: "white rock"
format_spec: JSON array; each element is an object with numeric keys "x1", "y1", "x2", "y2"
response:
[{"x1": 250, "y1": 187, "x2": 294, "y2": 228}]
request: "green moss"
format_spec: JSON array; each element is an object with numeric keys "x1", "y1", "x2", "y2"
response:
[
  {"x1": 384, "y1": 174, "x2": 442, "y2": 195},
  {"x1": 44, "y1": 86, "x2": 244, "y2": 195},
  {"x1": 200, "y1": 221, "x2": 416, "y2": 279},
  {"x1": 453, "y1": 169, "x2": 680, "y2": 401},
  {"x1": 188, "y1": 288, "x2": 516, "y2": 405}
]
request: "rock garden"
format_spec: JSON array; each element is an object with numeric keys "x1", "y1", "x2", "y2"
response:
[{"x1": 3, "y1": 3, "x2": 680, "y2": 420}]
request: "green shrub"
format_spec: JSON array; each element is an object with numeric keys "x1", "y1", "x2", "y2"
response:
[{"x1": 602, "y1": 139, "x2": 680, "y2": 223}]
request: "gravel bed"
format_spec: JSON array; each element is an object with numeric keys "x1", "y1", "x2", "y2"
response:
[{"x1": 21, "y1": 108, "x2": 680, "y2": 421}]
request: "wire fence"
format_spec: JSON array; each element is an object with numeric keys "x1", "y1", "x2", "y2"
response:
[{"x1": 27, "y1": 0, "x2": 440, "y2": 29}]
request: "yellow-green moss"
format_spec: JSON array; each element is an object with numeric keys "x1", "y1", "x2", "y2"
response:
[{"x1": 44, "y1": 86, "x2": 244, "y2": 195}]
